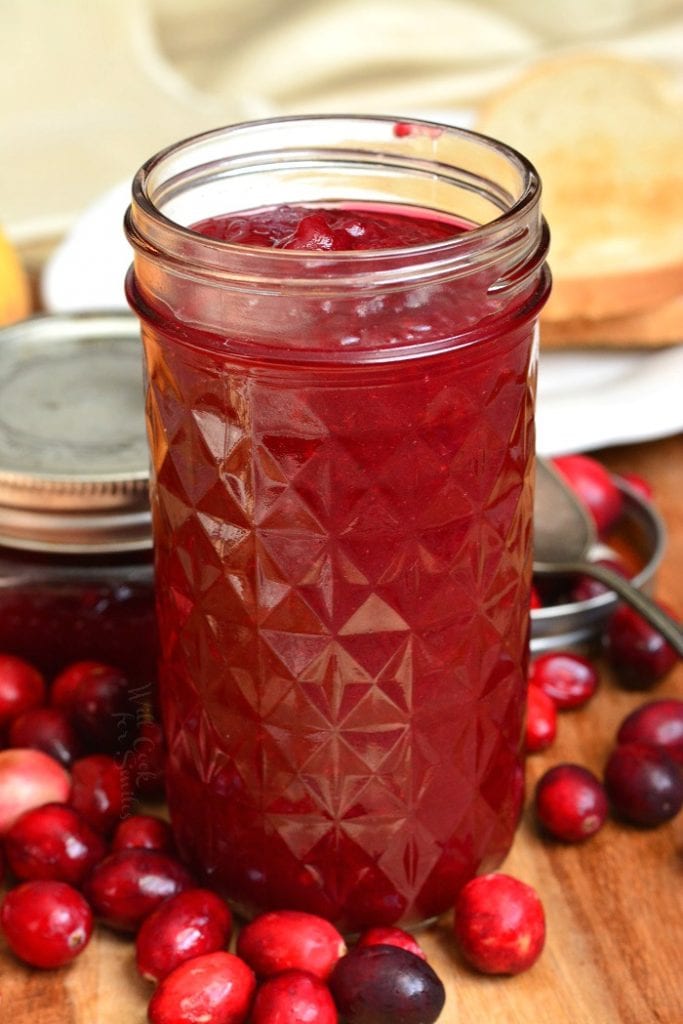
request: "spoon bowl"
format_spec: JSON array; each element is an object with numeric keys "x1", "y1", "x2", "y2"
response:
[{"x1": 532, "y1": 458, "x2": 683, "y2": 656}]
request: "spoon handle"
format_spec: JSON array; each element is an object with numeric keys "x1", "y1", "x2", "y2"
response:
[{"x1": 533, "y1": 561, "x2": 683, "y2": 657}]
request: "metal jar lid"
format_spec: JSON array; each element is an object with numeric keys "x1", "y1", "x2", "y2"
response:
[{"x1": 0, "y1": 311, "x2": 151, "y2": 553}]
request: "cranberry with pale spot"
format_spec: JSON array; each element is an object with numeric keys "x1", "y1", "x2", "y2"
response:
[
  {"x1": 237, "y1": 909, "x2": 346, "y2": 981},
  {"x1": 1, "y1": 880, "x2": 93, "y2": 968},
  {"x1": 453, "y1": 872, "x2": 545, "y2": 975},
  {"x1": 534, "y1": 764, "x2": 608, "y2": 842}
]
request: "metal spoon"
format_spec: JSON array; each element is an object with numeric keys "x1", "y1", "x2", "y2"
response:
[{"x1": 533, "y1": 457, "x2": 683, "y2": 656}]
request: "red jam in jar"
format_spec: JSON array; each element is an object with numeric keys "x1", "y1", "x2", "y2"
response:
[
  {"x1": 0, "y1": 313, "x2": 157, "y2": 684},
  {"x1": 126, "y1": 117, "x2": 550, "y2": 931}
]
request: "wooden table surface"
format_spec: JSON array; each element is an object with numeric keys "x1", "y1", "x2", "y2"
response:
[{"x1": 1, "y1": 434, "x2": 681, "y2": 1024}]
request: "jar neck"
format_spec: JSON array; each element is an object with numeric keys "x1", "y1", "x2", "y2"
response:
[{"x1": 125, "y1": 115, "x2": 550, "y2": 359}]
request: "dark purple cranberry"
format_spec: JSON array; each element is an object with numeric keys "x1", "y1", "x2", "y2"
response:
[
  {"x1": 604, "y1": 742, "x2": 683, "y2": 827},
  {"x1": 329, "y1": 944, "x2": 445, "y2": 1024},
  {"x1": 617, "y1": 699, "x2": 683, "y2": 764},
  {"x1": 71, "y1": 662, "x2": 137, "y2": 754},
  {"x1": 534, "y1": 764, "x2": 608, "y2": 842},
  {"x1": 604, "y1": 603, "x2": 679, "y2": 689},
  {"x1": 570, "y1": 556, "x2": 629, "y2": 603},
  {"x1": 8, "y1": 707, "x2": 81, "y2": 767}
]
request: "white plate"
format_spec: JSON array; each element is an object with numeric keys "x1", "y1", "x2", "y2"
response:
[{"x1": 41, "y1": 182, "x2": 683, "y2": 458}]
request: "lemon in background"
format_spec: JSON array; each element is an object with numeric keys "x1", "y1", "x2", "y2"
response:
[{"x1": 0, "y1": 228, "x2": 32, "y2": 325}]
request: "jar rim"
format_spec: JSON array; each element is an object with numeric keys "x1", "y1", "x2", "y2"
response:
[{"x1": 126, "y1": 113, "x2": 545, "y2": 289}]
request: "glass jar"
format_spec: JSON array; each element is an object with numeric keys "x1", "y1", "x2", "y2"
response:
[
  {"x1": 125, "y1": 115, "x2": 550, "y2": 931},
  {"x1": 0, "y1": 313, "x2": 157, "y2": 683}
]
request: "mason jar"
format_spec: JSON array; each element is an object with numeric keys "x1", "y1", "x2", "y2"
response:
[{"x1": 125, "y1": 115, "x2": 550, "y2": 931}]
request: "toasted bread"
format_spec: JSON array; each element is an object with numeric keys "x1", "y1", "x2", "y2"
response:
[
  {"x1": 476, "y1": 54, "x2": 683, "y2": 324},
  {"x1": 540, "y1": 290, "x2": 683, "y2": 348}
]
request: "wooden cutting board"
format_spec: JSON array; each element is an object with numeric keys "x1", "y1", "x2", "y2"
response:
[{"x1": 2, "y1": 436, "x2": 682, "y2": 1024}]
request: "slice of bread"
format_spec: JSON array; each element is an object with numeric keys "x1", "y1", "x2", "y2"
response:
[
  {"x1": 540, "y1": 291, "x2": 683, "y2": 348},
  {"x1": 476, "y1": 54, "x2": 683, "y2": 323}
]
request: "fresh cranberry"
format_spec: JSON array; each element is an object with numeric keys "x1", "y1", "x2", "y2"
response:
[
  {"x1": 617, "y1": 699, "x2": 683, "y2": 764},
  {"x1": 51, "y1": 659, "x2": 105, "y2": 713},
  {"x1": 570, "y1": 555, "x2": 629, "y2": 603},
  {"x1": 84, "y1": 848, "x2": 193, "y2": 931},
  {"x1": 620, "y1": 471, "x2": 653, "y2": 501},
  {"x1": 604, "y1": 603, "x2": 679, "y2": 689},
  {"x1": 70, "y1": 662, "x2": 136, "y2": 754},
  {"x1": 148, "y1": 951, "x2": 256, "y2": 1024},
  {"x1": 0, "y1": 654, "x2": 46, "y2": 730},
  {"x1": 453, "y1": 872, "x2": 545, "y2": 975},
  {"x1": 356, "y1": 925, "x2": 426, "y2": 960},
  {"x1": 1, "y1": 879, "x2": 93, "y2": 968},
  {"x1": 4, "y1": 802, "x2": 107, "y2": 886},
  {"x1": 534, "y1": 764, "x2": 608, "y2": 842},
  {"x1": 552, "y1": 453, "x2": 623, "y2": 535},
  {"x1": 330, "y1": 944, "x2": 445, "y2": 1024},
  {"x1": 530, "y1": 586, "x2": 543, "y2": 610},
  {"x1": 237, "y1": 909, "x2": 346, "y2": 981},
  {"x1": 0, "y1": 748, "x2": 71, "y2": 835},
  {"x1": 9, "y1": 706, "x2": 81, "y2": 767},
  {"x1": 123, "y1": 719, "x2": 166, "y2": 799},
  {"x1": 251, "y1": 970, "x2": 338, "y2": 1024},
  {"x1": 112, "y1": 813, "x2": 174, "y2": 853},
  {"x1": 136, "y1": 888, "x2": 232, "y2": 982},
  {"x1": 69, "y1": 753, "x2": 130, "y2": 834},
  {"x1": 529, "y1": 652, "x2": 599, "y2": 710},
  {"x1": 525, "y1": 684, "x2": 557, "y2": 753},
  {"x1": 604, "y1": 742, "x2": 683, "y2": 827}
]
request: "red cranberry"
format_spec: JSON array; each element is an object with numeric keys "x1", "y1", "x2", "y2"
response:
[
  {"x1": 4, "y1": 802, "x2": 107, "y2": 886},
  {"x1": 136, "y1": 888, "x2": 233, "y2": 982},
  {"x1": 0, "y1": 748, "x2": 71, "y2": 835},
  {"x1": 552, "y1": 453, "x2": 623, "y2": 534},
  {"x1": 71, "y1": 662, "x2": 136, "y2": 754},
  {"x1": 237, "y1": 910, "x2": 346, "y2": 981},
  {"x1": 570, "y1": 555, "x2": 629, "y2": 603},
  {"x1": 1, "y1": 879, "x2": 93, "y2": 968},
  {"x1": 84, "y1": 848, "x2": 193, "y2": 931},
  {"x1": 453, "y1": 872, "x2": 545, "y2": 975},
  {"x1": 356, "y1": 925, "x2": 426, "y2": 960},
  {"x1": 525, "y1": 684, "x2": 557, "y2": 753},
  {"x1": 620, "y1": 471, "x2": 653, "y2": 501},
  {"x1": 9, "y1": 706, "x2": 81, "y2": 767},
  {"x1": 112, "y1": 813, "x2": 174, "y2": 853},
  {"x1": 617, "y1": 699, "x2": 683, "y2": 764},
  {"x1": 123, "y1": 719, "x2": 166, "y2": 799},
  {"x1": 330, "y1": 944, "x2": 445, "y2": 1024},
  {"x1": 251, "y1": 970, "x2": 337, "y2": 1024},
  {"x1": 534, "y1": 764, "x2": 608, "y2": 842},
  {"x1": 69, "y1": 753, "x2": 130, "y2": 834},
  {"x1": 529, "y1": 652, "x2": 599, "y2": 710},
  {"x1": 604, "y1": 603, "x2": 678, "y2": 689},
  {"x1": 51, "y1": 659, "x2": 104, "y2": 713},
  {"x1": 604, "y1": 742, "x2": 683, "y2": 827},
  {"x1": 530, "y1": 585, "x2": 543, "y2": 610},
  {"x1": 148, "y1": 951, "x2": 256, "y2": 1024},
  {"x1": 0, "y1": 654, "x2": 46, "y2": 730}
]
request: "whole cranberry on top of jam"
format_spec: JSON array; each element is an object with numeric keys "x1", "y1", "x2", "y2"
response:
[{"x1": 552, "y1": 453, "x2": 623, "y2": 535}]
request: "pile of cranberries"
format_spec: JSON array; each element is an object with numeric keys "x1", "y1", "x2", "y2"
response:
[{"x1": 0, "y1": 452, "x2": 680, "y2": 1024}]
